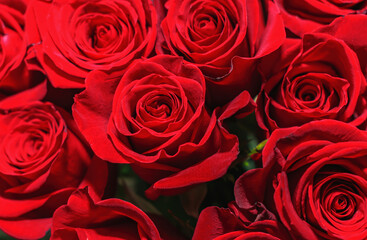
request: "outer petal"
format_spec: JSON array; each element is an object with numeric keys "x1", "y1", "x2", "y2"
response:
[
  {"x1": 72, "y1": 71, "x2": 129, "y2": 163},
  {"x1": 51, "y1": 188, "x2": 162, "y2": 240},
  {"x1": 192, "y1": 207, "x2": 242, "y2": 240},
  {"x1": 0, "y1": 218, "x2": 52, "y2": 240},
  {"x1": 316, "y1": 15, "x2": 367, "y2": 78}
]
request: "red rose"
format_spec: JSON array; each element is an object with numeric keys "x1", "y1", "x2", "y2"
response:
[
  {"x1": 236, "y1": 120, "x2": 367, "y2": 239},
  {"x1": 51, "y1": 188, "x2": 163, "y2": 240},
  {"x1": 0, "y1": 100, "x2": 107, "y2": 239},
  {"x1": 156, "y1": 0, "x2": 285, "y2": 106},
  {"x1": 73, "y1": 55, "x2": 255, "y2": 199},
  {"x1": 0, "y1": 0, "x2": 42, "y2": 98},
  {"x1": 256, "y1": 16, "x2": 367, "y2": 136},
  {"x1": 275, "y1": 0, "x2": 367, "y2": 36},
  {"x1": 25, "y1": 0, "x2": 157, "y2": 88},
  {"x1": 316, "y1": 15, "x2": 367, "y2": 79},
  {"x1": 193, "y1": 204, "x2": 290, "y2": 240}
]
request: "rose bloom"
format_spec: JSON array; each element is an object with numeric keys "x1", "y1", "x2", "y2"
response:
[
  {"x1": 156, "y1": 0, "x2": 285, "y2": 106},
  {"x1": 25, "y1": 0, "x2": 157, "y2": 88},
  {"x1": 236, "y1": 120, "x2": 367, "y2": 239},
  {"x1": 51, "y1": 188, "x2": 172, "y2": 240},
  {"x1": 0, "y1": 0, "x2": 42, "y2": 99},
  {"x1": 274, "y1": 0, "x2": 367, "y2": 36},
  {"x1": 193, "y1": 203, "x2": 290, "y2": 240},
  {"x1": 256, "y1": 15, "x2": 367, "y2": 136},
  {"x1": 0, "y1": 100, "x2": 107, "y2": 239},
  {"x1": 73, "y1": 55, "x2": 254, "y2": 199}
]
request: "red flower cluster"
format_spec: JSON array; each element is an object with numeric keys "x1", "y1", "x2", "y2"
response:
[{"x1": 0, "y1": 0, "x2": 366, "y2": 239}]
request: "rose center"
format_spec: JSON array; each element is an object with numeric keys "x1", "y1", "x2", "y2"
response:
[
  {"x1": 329, "y1": 192, "x2": 356, "y2": 220},
  {"x1": 296, "y1": 84, "x2": 318, "y2": 102},
  {"x1": 194, "y1": 15, "x2": 217, "y2": 36},
  {"x1": 92, "y1": 24, "x2": 117, "y2": 49},
  {"x1": 23, "y1": 135, "x2": 43, "y2": 158},
  {"x1": 198, "y1": 18, "x2": 215, "y2": 30},
  {"x1": 333, "y1": 195, "x2": 349, "y2": 212},
  {"x1": 145, "y1": 95, "x2": 172, "y2": 118},
  {"x1": 288, "y1": 76, "x2": 329, "y2": 109},
  {"x1": 301, "y1": 92, "x2": 316, "y2": 101},
  {"x1": 317, "y1": 175, "x2": 361, "y2": 222}
]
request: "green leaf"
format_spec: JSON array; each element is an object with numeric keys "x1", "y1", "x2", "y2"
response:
[{"x1": 247, "y1": 139, "x2": 268, "y2": 157}]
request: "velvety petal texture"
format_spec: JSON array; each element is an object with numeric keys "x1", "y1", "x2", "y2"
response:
[
  {"x1": 73, "y1": 55, "x2": 254, "y2": 199},
  {"x1": 25, "y1": 0, "x2": 157, "y2": 88},
  {"x1": 157, "y1": 0, "x2": 285, "y2": 106},
  {"x1": 235, "y1": 120, "x2": 367, "y2": 239},
  {"x1": 256, "y1": 16, "x2": 367, "y2": 136},
  {"x1": 0, "y1": 0, "x2": 42, "y2": 99},
  {"x1": 193, "y1": 204, "x2": 290, "y2": 240},
  {"x1": 0, "y1": 100, "x2": 108, "y2": 239},
  {"x1": 275, "y1": 0, "x2": 367, "y2": 36},
  {"x1": 51, "y1": 188, "x2": 163, "y2": 240}
]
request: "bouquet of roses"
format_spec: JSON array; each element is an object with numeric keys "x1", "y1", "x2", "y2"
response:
[{"x1": 1, "y1": 0, "x2": 367, "y2": 239}]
